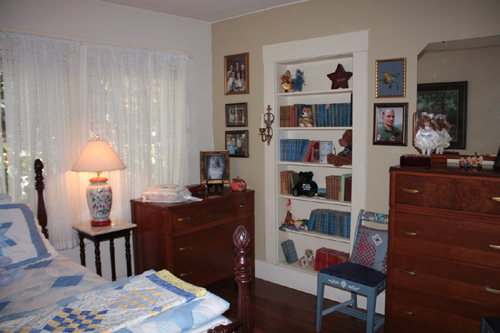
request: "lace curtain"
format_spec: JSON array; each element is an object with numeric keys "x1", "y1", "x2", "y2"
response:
[{"x1": 0, "y1": 31, "x2": 189, "y2": 250}]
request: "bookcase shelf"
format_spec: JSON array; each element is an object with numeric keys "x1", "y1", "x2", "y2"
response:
[
  {"x1": 279, "y1": 126, "x2": 352, "y2": 131},
  {"x1": 278, "y1": 194, "x2": 351, "y2": 207},
  {"x1": 283, "y1": 228, "x2": 350, "y2": 243},
  {"x1": 277, "y1": 88, "x2": 353, "y2": 97},
  {"x1": 277, "y1": 161, "x2": 352, "y2": 169}
]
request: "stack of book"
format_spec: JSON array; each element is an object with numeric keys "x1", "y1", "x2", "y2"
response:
[
  {"x1": 325, "y1": 174, "x2": 352, "y2": 201},
  {"x1": 280, "y1": 170, "x2": 299, "y2": 195},
  {"x1": 279, "y1": 103, "x2": 352, "y2": 128},
  {"x1": 281, "y1": 239, "x2": 299, "y2": 264},
  {"x1": 307, "y1": 209, "x2": 351, "y2": 239},
  {"x1": 280, "y1": 139, "x2": 333, "y2": 163},
  {"x1": 314, "y1": 247, "x2": 350, "y2": 271}
]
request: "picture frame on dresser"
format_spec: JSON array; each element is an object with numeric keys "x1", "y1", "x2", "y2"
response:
[
  {"x1": 200, "y1": 150, "x2": 230, "y2": 184},
  {"x1": 373, "y1": 103, "x2": 408, "y2": 146},
  {"x1": 494, "y1": 146, "x2": 500, "y2": 169},
  {"x1": 225, "y1": 53, "x2": 249, "y2": 95}
]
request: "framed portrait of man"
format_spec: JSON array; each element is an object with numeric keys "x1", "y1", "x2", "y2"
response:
[
  {"x1": 373, "y1": 103, "x2": 408, "y2": 146},
  {"x1": 200, "y1": 150, "x2": 230, "y2": 184}
]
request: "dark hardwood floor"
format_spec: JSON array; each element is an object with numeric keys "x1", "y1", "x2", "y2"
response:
[{"x1": 206, "y1": 276, "x2": 385, "y2": 333}]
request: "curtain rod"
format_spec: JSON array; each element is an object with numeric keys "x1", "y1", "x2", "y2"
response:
[{"x1": 0, "y1": 27, "x2": 193, "y2": 58}]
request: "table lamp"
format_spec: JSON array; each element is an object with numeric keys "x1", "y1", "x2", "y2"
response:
[{"x1": 71, "y1": 136, "x2": 126, "y2": 226}]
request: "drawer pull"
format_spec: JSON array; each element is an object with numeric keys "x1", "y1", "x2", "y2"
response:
[
  {"x1": 178, "y1": 217, "x2": 190, "y2": 222},
  {"x1": 403, "y1": 188, "x2": 420, "y2": 194},
  {"x1": 180, "y1": 271, "x2": 192, "y2": 277},
  {"x1": 239, "y1": 204, "x2": 247, "y2": 208},
  {"x1": 489, "y1": 244, "x2": 500, "y2": 250},
  {"x1": 400, "y1": 269, "x2": 417, "y2": 276},
  {"x1": 491, "y1": 196, "x2": 500, "y2": 202},
  {"x1": 401, "y1": 231, "x2": 419, "y2": 237},
  {"x1": 485, "y1": 286, "x2": 500, "y2": 294},
  {"x1": 397, "y1": 308, "x2": 415, "y2": 316},
  {"x1": 179, "y1": 246, "x2": 191, "y2": 251}
]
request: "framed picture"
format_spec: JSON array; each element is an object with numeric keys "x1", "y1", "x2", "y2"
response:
[
  {"x1": 225, "y1": 53, "x2": 249, "y2": 95},
  {"x1": 200, "y1": 150, "x2": 230, "y2": 184},
  {"x1": 225, "y1": 103, "x2": 248, "y2": 127},
  {"x1": 417, "y1": 81, "x2": 468, "y2": 150},
  {"x1": 375, "y1": 58, "x2": 406, "y2": 98},
  {"x1": 373, "y1": 103, "x2": 408, "y2": 146},
  {"x1": 225, "y1": 130, "x2": 249, "y2": 158}
]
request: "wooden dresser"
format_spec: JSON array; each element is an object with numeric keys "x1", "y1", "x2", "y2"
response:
[
  {"x1": 386, "y1": 165, "x2": 500, "y2": 332},
  {"x1": 131, "y1": 188, "x2": 254, "y2": 286}
]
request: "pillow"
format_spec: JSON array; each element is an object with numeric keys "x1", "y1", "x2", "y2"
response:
[
  {"x1": 350, "y1": 225, "x2": 388, "y2": 274},
  {"x1": 0, "y1": 203, "x2": 50, "y2": 269}
]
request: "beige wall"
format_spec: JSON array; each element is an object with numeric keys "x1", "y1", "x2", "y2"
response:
[{"x1": 211, "y1": 0, "x2": 500, "y2": 260}]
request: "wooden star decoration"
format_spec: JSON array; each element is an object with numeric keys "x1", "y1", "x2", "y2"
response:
[{"x1": 327, "y1": 64, "x2": 353, "y2": 89}]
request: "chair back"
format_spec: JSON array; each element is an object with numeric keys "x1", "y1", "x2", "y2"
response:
[{"x1": 353, "y1": 209, "x2": 389, "y2": 242}]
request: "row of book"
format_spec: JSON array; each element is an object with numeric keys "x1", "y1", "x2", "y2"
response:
[
  {"x1": 279, "y1": 103, "x2": 352, "y2": 128},
  {"x1": 281, "y1": 239, "x2": 299, "y2": 264},
  {"x1": 280, "y1": 170, "x2": 299, "y2": 195},
  {"x1": 307, "y1": 209, "x2": 351, "y2": 238},
  {"x1": 314, "y1": 247, "x2": 350, "y2": 271},
  {"x1": 280, "y1": 139, "x2": 333, "y2": 163},
  {"x1": 326, "y1": 174, "x2": 352, "y2": 202}
]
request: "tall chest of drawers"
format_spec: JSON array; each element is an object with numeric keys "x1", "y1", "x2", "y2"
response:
[
  {"x1": 386, "y1": 165, "x2": 500, "y2": 332},
  {"x1": 131, "y1": 188, "x2": 254, "y2": 286}
]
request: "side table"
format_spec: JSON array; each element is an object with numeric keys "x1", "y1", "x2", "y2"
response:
[{"x1": 72, "y1": 218, "x2": 136, "y2": 281}]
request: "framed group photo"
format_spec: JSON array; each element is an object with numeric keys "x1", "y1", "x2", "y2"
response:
[
  {"x1": 225, "y1": 102, "x2": 248, "y2": 127},
  {"x1": 225, "y1": 53, "x2": 249, "y2": 95},
  {"x1": 375, "y1": 58, "x2": 406, "y2": 98},
  {"x1": 200, "y1": 150, "x2": 230, "y2": 184},
  {"x1": 225, "y1": 130, "x2": 249, "y2": 158},
  {"x1": 373, "y1": 103, "x2": 408, "y2": 146}
]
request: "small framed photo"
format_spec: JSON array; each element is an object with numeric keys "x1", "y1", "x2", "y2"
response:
[
  {"x1": 200, "y1": 151, "x2": 230, "y2": 184},
  {"x1": 225, "y1": 130, "x2": 249, "y2": 158},
  {"x1": 373, "y1": 103, "x2": 408, "y2": 146},
  {"x1": 375, "y1": 58, "x2": 406, "y2": 98},
  {"x1": 225, "y1": 103, "x2": 248, "y2": 127},
  {"x1": 225, "y1": 53, "x2": 249, "y2": 95}
]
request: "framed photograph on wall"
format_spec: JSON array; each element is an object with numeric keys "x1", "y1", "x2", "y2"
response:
[
  {"x1": 417, "y1": 81, "x2": 468, "y2": 150},
  {"x1": 225, "y1": 53, "x2": 249, "y2": 95},
  {"x1": 373, "y1": 103, "x2": 408, "y2": 146},
  {"x1": 225, "y1": 102, "x2": 248, "y2": 127},
  {"x1": 200, "y1": 150, "x2": 230, "y2": 184},
  {"x1": 375, "y1": 58, "x2": 406, "y2": 98},
  {"x1": 225, "y1": 130, "x2": 249, "y2": 158}
]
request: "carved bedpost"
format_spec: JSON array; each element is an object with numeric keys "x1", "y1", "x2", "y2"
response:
[
  {"x1": 34, "y1": 159, "x2": 48, "y2": 239},
  {"x1": 208, "y1": 225, "x2": 253, "y2": 333}
]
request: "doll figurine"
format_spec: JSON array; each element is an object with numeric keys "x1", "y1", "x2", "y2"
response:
[
  {"x1": 414, "y1": 113, "x2": 440, "y2": 155},
  {"x1": 282, "y1": 199, "x2": 296, "y2": 227},
  {"x1": 433, "y1": 114, "x2": 452, "y2": 154}
]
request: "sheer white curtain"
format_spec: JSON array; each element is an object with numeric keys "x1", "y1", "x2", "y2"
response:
[{"x1": 0, "y1": 31, "x2": 189, "y2": 250}]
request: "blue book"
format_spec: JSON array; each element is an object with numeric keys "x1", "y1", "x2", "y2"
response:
[{"x1": 281, "y1": 239, "x2": 299, "y2": 264}]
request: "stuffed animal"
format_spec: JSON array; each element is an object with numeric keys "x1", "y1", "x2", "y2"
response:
[
  {"x1": 293, "y1": 171, "x2": 318, "y2": 197},
  {"x1": 0, "y1": 256, "x2": 25, "y2": 287},
  {"x1": 299, "y1": 107, "x2": 314, "y2": 127},
  {"x1": 327, "y1": 129, "x2": 353, "y2": 167},
  {"x1": 299, "y1": 249, "x2": 315, "y2": 267},
  {"x1": 292, "y1": 69, "x2": 307, "y2": 92},
  {"x1": 280, "y1": 70, "x2": 294, "y2": 93}
]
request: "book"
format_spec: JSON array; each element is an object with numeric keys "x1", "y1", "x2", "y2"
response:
[{"x1": 281, "y1": 239, "x2": 298, "y2": 264}]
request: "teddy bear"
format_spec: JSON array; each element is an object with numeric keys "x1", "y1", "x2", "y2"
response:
[
  {"x1": 327, "y1": 129, "x2": 352, "y2": 167},
  {"x1": 298, "y1": 249, "x2": 315, "y2": 267},
  {"x1": 293, "y1": 171, "x2": 318, "y2": 197},
  {"x1": 280, "y1": 70, "x2": 294, "y2": 93},
  {"x1": 292, "y1": 69, "x2": 306, "y2": 92},
  {"x1": 0, "y1": 256, "x2": 25, "y2": 287},
  {"x1": 299, "y1": 107, "x2": 314, "y2": 127}
]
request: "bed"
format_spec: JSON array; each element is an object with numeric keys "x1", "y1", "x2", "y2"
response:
[{"x1": 0, "y1": 159, "x2": 252, "y2": 333}]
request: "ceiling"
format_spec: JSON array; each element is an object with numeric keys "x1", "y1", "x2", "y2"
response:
[{"x1": 101, "y1": 0, "x2": 308, "y2": 23}]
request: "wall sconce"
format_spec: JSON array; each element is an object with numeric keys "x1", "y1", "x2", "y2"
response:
[{"x1": 259, "y1": 105, "x2": 275, "y2": 146}]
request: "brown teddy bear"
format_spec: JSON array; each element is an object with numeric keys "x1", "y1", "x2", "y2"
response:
[
  {"x1": 299, "y1": 107, "x2": 314, "y2": 127},
  {"x1": 327, "y1": 129, "x2": 352, "y2": 166}
]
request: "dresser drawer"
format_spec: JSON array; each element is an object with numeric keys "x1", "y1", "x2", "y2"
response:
[
  {"x1": 393, "y1": 173, "x2": 500, "y2": 214},
  {"x1": 170, "y1": 192, "x2": 253, "y2": 233},
  {"x1": 392, "y1": 211, "x2": 500, "y2": 268}
]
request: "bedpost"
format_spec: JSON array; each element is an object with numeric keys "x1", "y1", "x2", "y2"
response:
[
  {"x1": 208, "y1": 225, "x2": 253, "y2": 333},
  {"x1": 34, "y1": 159, "x2": 48, "y2": 239}
]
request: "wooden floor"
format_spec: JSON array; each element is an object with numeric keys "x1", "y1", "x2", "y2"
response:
[{"x1": 206, "y1": 276, "x2": 385, "y2": 333}]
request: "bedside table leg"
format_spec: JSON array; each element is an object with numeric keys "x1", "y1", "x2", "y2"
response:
[
  {"x1": 110, "y1": 238, "x2": 116, "y2": 282},
  {"x1": 94, "y1": 241, "x2": 102, "y2": 277},
  {"x1": 125, "y1": 232, "x2": 132, "y2": 277},
  {"x1": 79, "y1": 234, "x2": 86, "y2": 267}
]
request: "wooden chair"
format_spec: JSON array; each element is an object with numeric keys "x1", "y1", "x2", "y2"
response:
[{"x1": 316, "y1": 209, "x2": 389, "y2": 333}]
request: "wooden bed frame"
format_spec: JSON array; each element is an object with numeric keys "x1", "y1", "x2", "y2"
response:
[{"x1": 33, "y1": 159, "x2": 253, "y2": 333}]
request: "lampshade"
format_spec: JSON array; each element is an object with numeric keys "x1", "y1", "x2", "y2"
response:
[{"x1": 72, "y1": 138, "x2": 126, "y2": 227}]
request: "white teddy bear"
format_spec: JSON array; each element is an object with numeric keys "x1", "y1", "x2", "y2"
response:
[{"x1": 0, "y1": 256, "x2": 25, "y2": 286}]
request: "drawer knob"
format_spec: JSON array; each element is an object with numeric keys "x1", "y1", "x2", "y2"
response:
[
  {"x1": 403, "y1": 188, "x2": 420, "y2": 194},
  {"x1": 400, "y1": 269, "x2": 417, "y2": 276},
  {"x1": 178, "y1": 217, "x2": 190, "y2": 222},
  {"x1": 180, "y1": 271, "x2": 192, "y2": 277},
  {"x1": 179, "y1": 246, "x2": 191, "y2": 251},
  {"x1": 489, "y1": 244, "x2": 500, "y2": 250},
  {"x1": 485, "y1": 286, "x2": 500, "y2": 294},
  {"x1": 401, "y1": 231, "x2": 419, "y2": 237},
  {"x1": 239, "y1": 204, "x2": 247, "y2": 208},
  {"x1": 397, "y1": 308, "x2": 415, "y2": 316},
  {"x1": 491, "y1": 196, "x2": 500, "y2": 202}
]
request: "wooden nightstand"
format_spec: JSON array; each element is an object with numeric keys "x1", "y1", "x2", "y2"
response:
[{"x1": 72, "y1": 218, "x2": 137, "y2": 281}]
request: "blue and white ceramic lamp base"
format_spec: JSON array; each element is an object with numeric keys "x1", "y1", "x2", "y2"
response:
[{"x1": 86, "y1": 178, "x2": 113, "y2": 226}]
